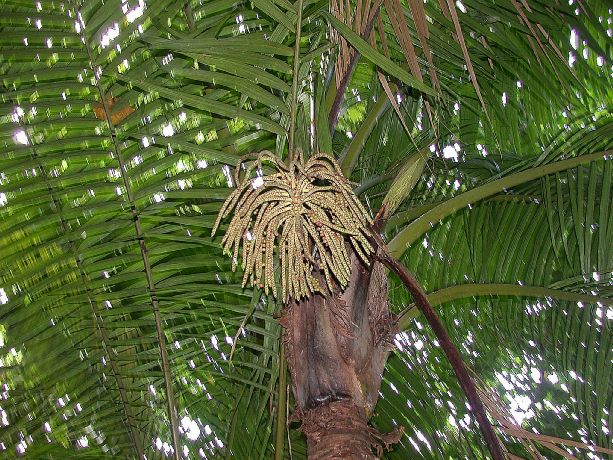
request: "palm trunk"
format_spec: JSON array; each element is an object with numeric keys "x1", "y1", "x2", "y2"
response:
[
  {"x1": 280, "y1": 238, "x2": 504, "y2": 459},
  {"x1": 280, "y1": 253, "x2": 402, "y2": 459},
  {"x1": 302, "y1": 401, "x2": 383, "y2": 460}
]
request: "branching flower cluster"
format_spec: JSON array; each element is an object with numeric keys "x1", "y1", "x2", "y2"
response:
[{"x1": 212, "y1": 152, "x2": 373, "y2": 301}]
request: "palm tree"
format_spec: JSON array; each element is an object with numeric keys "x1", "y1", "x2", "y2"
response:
[{"x1": 0, "y1": 0, "x2": 611, "y2": 458}]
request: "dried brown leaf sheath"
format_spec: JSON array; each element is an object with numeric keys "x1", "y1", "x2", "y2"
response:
[{"x1": 93, "y1": 97, "x2": 135, "y2": 125}]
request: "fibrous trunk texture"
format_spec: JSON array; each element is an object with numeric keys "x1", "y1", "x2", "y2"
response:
[
  {"x1": 281, "y1": 252, "x2": 402, "y2": 459},
  {"x1": 301, "y1": 400, "x2": 401, "y2": 459}
]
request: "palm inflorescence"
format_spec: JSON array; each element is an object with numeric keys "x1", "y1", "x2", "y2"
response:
[{"x1": 213, "y1": 152, "x2": 373, "y2": 301}]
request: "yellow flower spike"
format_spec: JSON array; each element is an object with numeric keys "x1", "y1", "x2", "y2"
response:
[{"x1": 212, "y1": 152, "x2": 373, "y2": 301}]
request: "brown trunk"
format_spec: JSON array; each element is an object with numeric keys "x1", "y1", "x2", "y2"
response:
[
  {"x1": 278, "y1": 226, "x2": 503, "y2": 459},
  {"x1": 280, "y1": 253, "x2": 402, "y2": 459},
  {"x1": 301, "y1": 400, "x2": 401, "y2": 459},
  {"x1": 303, "y1": 401, "x2": 376, "y2": 459}
]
